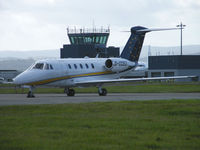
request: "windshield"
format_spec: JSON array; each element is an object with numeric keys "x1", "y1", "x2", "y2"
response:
[
  {"x1": 31, "y1": 63, "x2": 54, "y2": 70},
  {"x1": 31, "y1": 62, "x2": 54, "y2": 70},
  {"x1": 44, "y1": 64, "x2": 53, "y2": 70},
  {"x1": 32, "y1": 63, "x2": 44, "y2": 69}
]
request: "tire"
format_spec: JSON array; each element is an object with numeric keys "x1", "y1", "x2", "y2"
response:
[
  {"x1": 67, "y1": 89, "x2": 75, "y2": 96},
  {"x1": 98, "y1": 88, "x2": 107, "y2": 96},
  {"x1": 27, "y1": 91, "x2": 35, "y2": 98}
]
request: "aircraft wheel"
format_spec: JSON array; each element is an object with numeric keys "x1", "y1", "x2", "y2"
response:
[
  {"x1": 98, "y1": 88, "x2": 107, "y2": 96},
  {"x1": 27, "y1": 91, "x2": 35, "y2": 98},
  {"x1": 67, "y1": 89, "x2": 75, "y2": 96}
]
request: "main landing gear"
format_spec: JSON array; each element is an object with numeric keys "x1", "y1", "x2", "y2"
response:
[
  {"x1": 27, "y1": 86, "x2": 35, "y2": 98},
  {"x1": 64, "y1": 87, "x2": 107, "y2": 96},
  {"x1": 64, "y1": 88, "x2": 75, "y2": 96},
  {"x1": 98, "y1": 87, "x2": 107, "y2": 96}
]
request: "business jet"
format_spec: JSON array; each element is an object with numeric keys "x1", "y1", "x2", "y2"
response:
[{"x1": 13, "y1": 26, "x2": 192, "y2": 98}]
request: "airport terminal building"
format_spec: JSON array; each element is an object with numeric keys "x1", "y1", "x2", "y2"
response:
[{"x1": 148, "y1": 55, "x2": 200, "y2": 81}]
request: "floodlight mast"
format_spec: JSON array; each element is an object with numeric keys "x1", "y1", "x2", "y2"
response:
[{"x1": 176, "y1": 22, "x2": 186, "y2": 55}]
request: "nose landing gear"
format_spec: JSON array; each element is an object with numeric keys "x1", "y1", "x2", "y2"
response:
[{"x1": 27, "y1": 86, "x2": 35, "y2": 98}]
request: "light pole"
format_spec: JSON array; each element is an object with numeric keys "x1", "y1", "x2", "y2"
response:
[{"x1": 176, "y1": 22, "x2": 186, "y2": 55}]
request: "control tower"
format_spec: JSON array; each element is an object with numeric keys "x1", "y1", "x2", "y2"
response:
[{"x1": 60, "y1": 27, "x2": 119, "y2": 58}]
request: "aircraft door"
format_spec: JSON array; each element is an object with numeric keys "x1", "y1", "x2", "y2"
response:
[{"x1": 61, "y1": 63, "x2": 74, "y2": 86}]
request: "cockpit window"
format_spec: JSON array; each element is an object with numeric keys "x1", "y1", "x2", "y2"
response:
[
  {"x1": 44, "y1": 64, "x2": 53, "y2": 70},
  {"x1": 33, "y1": 63, "x2": 44, "y2": 69},
  {"x1": 50, "y1": 64, "x2": 53, "y2": 70},
  {"x1": 32, "y1": 63, "x2": 53, "y2": 70},
  {"x1": 45, "y1": 64, "x2": 50, "y2": 70}
]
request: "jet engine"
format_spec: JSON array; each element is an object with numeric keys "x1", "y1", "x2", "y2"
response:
[{"x1": 104, "y1": 58, "x2": 135, "y2": 72}]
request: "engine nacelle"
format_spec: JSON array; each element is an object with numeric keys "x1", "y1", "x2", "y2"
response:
[{"x1": 105, "y1": 58, "x2": 135, "y2": 72}]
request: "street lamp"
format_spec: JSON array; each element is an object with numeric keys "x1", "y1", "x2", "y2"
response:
[{"x1": 176, "y1": 22, "x2": 186, "y2": 55}]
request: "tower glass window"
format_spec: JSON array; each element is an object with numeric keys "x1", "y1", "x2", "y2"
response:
[
  {"x1": 95, "y1": 36, "x2": 100, "y2": 43},
  {"x1": 103, "y1": 36, "x2": 107, "y2": 44},
  {"x1": 68, "y1": 32, "x2": 109, "y2": 45}
]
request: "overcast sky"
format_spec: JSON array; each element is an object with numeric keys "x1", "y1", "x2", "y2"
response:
[{"x1": 0, "y1": 0, "x2": 200, "y2": 51}]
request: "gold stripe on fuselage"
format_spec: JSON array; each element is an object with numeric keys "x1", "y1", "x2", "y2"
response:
[{"x1": 26, "y1": 71, "x2": 113, "y2": 86}]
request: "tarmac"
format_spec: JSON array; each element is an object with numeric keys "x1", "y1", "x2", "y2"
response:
[{"x1": 0, "y1": 93, "x2": 200, "y2": 106}]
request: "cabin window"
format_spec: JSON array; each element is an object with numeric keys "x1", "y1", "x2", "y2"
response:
[
  {"x1": 68, "y1": 64, "x2": 71, "y2": 69},
  {"x1": 74, "y1": 64, "x2": 77, "y2": 69},
  {"x1": 80, "y1": 64, "x2": 83, "y2": 69},
  {"x1": 91, "y1": 63, "x2": 94, "y2": 69},
  {"x1": 85, "y1": 64, "x2": 89, "y2": 69}
]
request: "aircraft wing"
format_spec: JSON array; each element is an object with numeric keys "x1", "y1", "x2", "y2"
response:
[
  {"x1": 1, "y1": 81, "x2": 14, "y2": 84},
  {"x1": 75, "y1": 76, "x2": 195, "y2": 85}
]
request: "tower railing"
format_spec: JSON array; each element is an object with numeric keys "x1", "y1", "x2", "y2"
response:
[{"x1": 67, "y1": 27, "x2": 110, "y2": 34}]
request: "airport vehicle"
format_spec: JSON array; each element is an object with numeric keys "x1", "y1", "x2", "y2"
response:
[{"x1": 13, "y1": 26, "x2": 192, "y2": 97}]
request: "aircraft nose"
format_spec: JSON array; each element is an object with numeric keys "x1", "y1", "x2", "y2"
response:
[
  {"x1": 13, "y1": 72, "x2": 27, "y2": 85},
  {"x1": 13, "y1": 70, "x2": 42, "y2": 85},
  {"x1": 13, "y1": 76, "x2": 22, "y2": 85}
]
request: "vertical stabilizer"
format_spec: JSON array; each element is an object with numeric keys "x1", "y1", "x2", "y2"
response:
[
  {"x1": 120, "y1": 26, "x2": 148, "y2": 62},
  {"x1": 120, "y1": 26, "x2": 179, "y2": 62}
]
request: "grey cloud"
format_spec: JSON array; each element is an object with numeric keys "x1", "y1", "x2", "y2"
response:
[{"x1": 0, "y1": 0, "x2": 199, "y2": 50}]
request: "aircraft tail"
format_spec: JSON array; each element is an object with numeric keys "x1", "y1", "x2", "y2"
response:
[
  {"x1": 120, "y1": 26, "x2": 179, "y2": 62},
  {"x1": 120, "y1": 26, "x2": 148, "y2": 62}
]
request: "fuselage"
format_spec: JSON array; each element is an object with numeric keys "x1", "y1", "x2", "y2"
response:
[{"x1": 13, "y1": 57, "x2": 136, "y2": 87}]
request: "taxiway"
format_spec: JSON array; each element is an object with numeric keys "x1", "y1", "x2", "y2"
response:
[{"x1": 0, "y1": 93, "x2": 200, "y2": 106}]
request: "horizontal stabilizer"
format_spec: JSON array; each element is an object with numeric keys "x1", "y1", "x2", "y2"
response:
[
  {"x1": 137, "y1": 28, "x2": 180, "y2": 33},
  {"x1": 122, "y1": 28, "x2": 181, "y2": 33}
]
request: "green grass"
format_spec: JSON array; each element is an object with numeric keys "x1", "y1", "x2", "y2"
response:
[
  {"x1": 0, "y1": 100, "x2": 200, "y2": 150},
  {"x1": 1, "y1": 82, "x2": 200, "y2": 94}
]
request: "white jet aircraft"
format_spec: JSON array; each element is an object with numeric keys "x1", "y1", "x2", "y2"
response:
[{"x1": 13, "y1": 26, "x2": 193, "y2": 97}]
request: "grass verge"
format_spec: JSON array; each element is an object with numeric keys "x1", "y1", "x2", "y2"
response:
[{"x1": 0, "y1": 99, "x2": 200, "y2": 150}]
